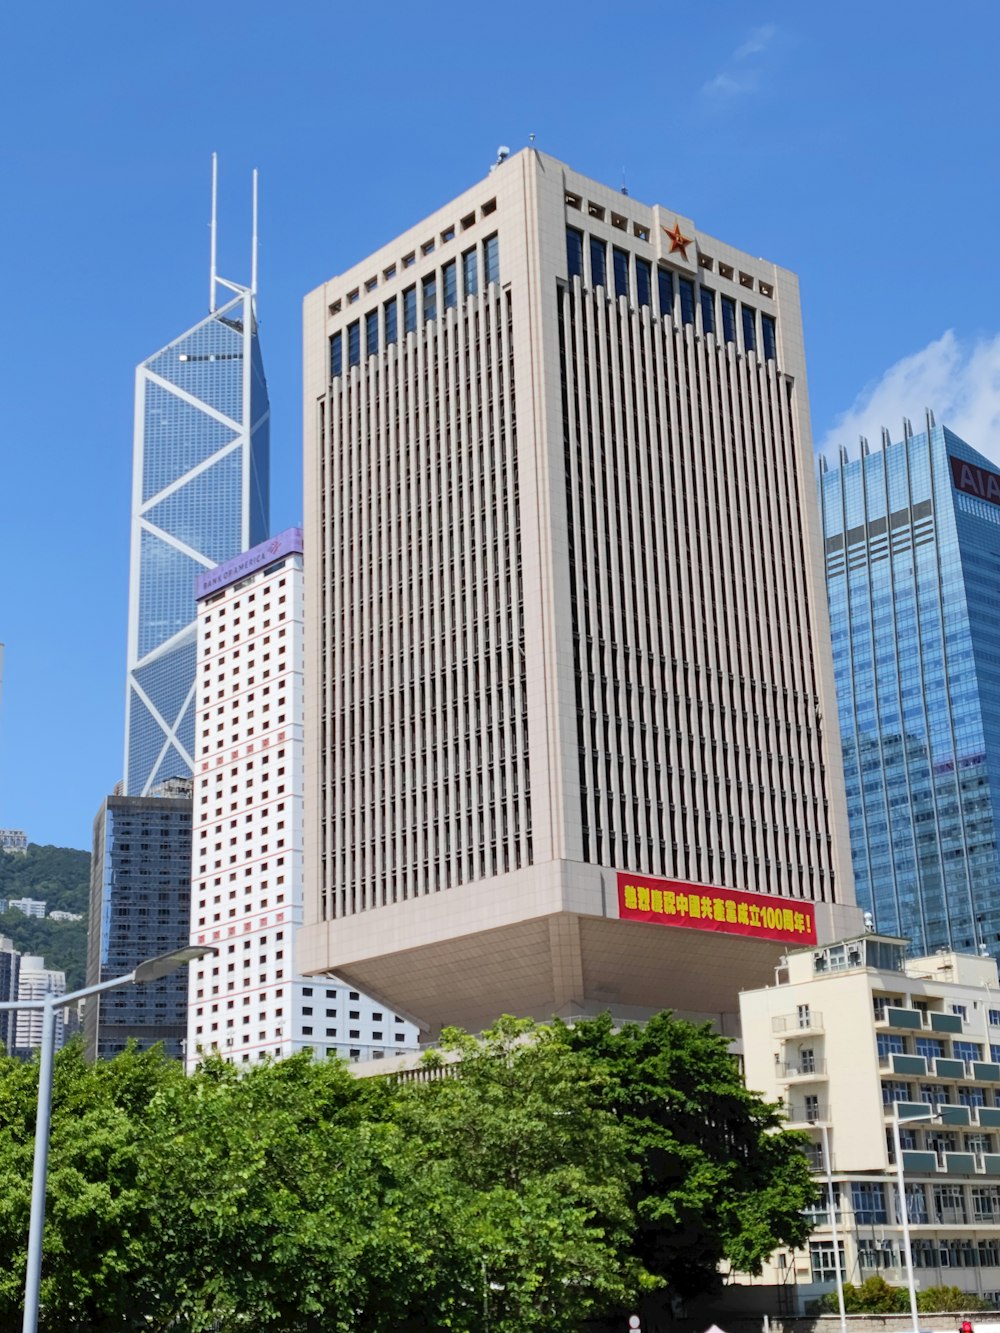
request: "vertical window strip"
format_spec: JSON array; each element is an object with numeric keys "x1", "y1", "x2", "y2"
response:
[
  {"x1": 635, "y1": 258, "x2": 652, "y2": 308},
  {"x1": 742, "y1": 304, "x2": 757, "y2": 353},
  {"x1": 403, "y1": 286, "x2": 417, "y2": 334},
  {"x1": 443, "y1": 260, "x2": 458, "y2": 310},
  {"x1": 590, "y1": 237, "x2": 607, "y2": 289},
  {"x1": 463, "y1": 247, "x2": 478, "y2": 296},
  {"x1": 347, "y1": 321, "x2": 360, "y2": 367},
  {"x1": 484, "y1": 234, "x2": 500, "y2": 286},
  {"x1": 384, "y1": 298, "x2": 398, "y2": 345},
  {"x1": 613, "y1": 247, "x2": 629, "y2": 300},
  {"x1": 658, "y1": 268, "x2": 673, "y2": 321},
  {"x1": 700, "y1": 287, "x2": 715, "y2": 336},
  {"x1": 329, "y1": 332, "x2": 342, "y2": 378},
  {"x1": 679, "y1": 277, "x2": 695, "y2": 326},
  {"x1": 566, "y1": 227, "x2": 584, "y2": 279},
  {"x1": 721, "y1": 295, "x2": 737, "y2": 343}
]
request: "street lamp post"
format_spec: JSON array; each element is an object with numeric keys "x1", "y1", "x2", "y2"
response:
[
  {"x1": 819, "y1": 1122, "x2": 847, "y2": 1333},
  {"x1": 0, "y1": 944, "x2": 215, "y2": 1333},
  {"x1": 891, "y1": 1104, "x2": 943, "y2": 1333}
]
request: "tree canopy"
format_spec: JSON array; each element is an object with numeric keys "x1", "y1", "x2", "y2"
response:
[
  {"x1": 0, "y1": 1012, "x2": 817, "y2": 1331},
  {"x1": 820, "y1": 1276, "x2": 991, "y2": 1315},
  {"x1": 0, "y1": 844, "x2": 91, "y2": 990}
]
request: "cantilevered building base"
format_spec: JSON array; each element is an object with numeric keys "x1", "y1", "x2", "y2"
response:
[{"x1": 299, "y1": 863, "x2": 861, "y2": 1038}]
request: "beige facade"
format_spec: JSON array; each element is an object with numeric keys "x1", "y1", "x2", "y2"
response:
[
  {"x1": 301, "y1": 149, "x2": 858, "y2": 1034},
  {"x1": 740, "y1": 936, "x2": 1000, "y2": 1311}
]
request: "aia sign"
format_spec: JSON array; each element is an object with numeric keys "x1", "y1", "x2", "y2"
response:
[{"x1": 951, "y1": 456, "x2": 1000, "y2": 507}]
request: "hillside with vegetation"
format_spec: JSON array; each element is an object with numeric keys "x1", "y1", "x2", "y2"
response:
[{"x1": 0, "y1": 844, "x2": 89, "y2": 990}]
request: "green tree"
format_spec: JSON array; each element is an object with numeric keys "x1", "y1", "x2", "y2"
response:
[
  {"x1": 397, "y1": 1017, "x2": 654, "y2": 1330},
  {"x1": 820, "y1": 1275, "x2": 909, "y2": 1313},
  {"x1": 559, "y1": 1011, "x2": 818, "y2": 1303},
  {"x1": 0, "y1": 1038, "x2": 186, "y2": 1332},
  {"x1": 917, "y1": 1285, "x2": 991, "y2": 1313},
  {"x1": 0, "y1": 845, "x2": 90, "y2": 915}
]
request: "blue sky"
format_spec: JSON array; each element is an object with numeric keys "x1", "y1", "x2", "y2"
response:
[{"x1": 2, "y1": 1, "x2": 999, "y2": 850}]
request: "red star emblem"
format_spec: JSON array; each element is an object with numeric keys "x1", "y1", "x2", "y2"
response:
[{"x1": 663, "y1": 221, "x2": 693, "y2": 260}]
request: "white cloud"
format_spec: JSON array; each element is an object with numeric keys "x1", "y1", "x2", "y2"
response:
[
  {"x1": 816, "y1": 330, "x2": 1000, "y2": 467},
  {"x1": 702, "y1": 24, "x2": 778, "y2": 100},
  {"x1": 734, "y1": 24, "x2": 777, "y2": 61}
]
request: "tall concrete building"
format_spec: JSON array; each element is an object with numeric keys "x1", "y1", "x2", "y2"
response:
[
  {"x1": 186, "y1": 528, "x2": 420, "y2": 1066},
  {"x1": 300, "y1": 150, "x2": 859, "y2": 1035},
  {"x1": 123, "y1": 159, "x2": 269, "y2": 796},
  {"x1": 85, "y1": 782, "x2": 193, "y2": 1060},
  {"x1": 821, "y1": 421, "x2": 1000, "y2": 962}
]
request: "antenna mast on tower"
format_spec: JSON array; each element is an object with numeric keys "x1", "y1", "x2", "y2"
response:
[
  {"x1": 251, "y1": 168, "x2": 259, "y2": 298},
  {"x1": 209, "y1": 152, "x2": 218, "y2": 314}
]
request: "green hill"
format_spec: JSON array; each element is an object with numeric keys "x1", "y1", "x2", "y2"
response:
[{"x1": 0, "y1": 844, "x2": 90, "y2": 990}]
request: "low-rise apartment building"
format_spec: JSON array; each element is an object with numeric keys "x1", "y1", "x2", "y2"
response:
[{"x1": 741, "y1": 934, "x2": 1000, "y2": 1311}]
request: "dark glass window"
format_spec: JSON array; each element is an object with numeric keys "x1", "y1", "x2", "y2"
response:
[
  {"x1": 590, "y1": 237, "x2": 606, "y2": 288},
  {"x1": 658, "y1": 268, "x2": 673, "y2": 320},
  {"x1": 566, "y1": 227, "x2": 583, "y2": 278},
  {"x1": 762, "y1": 313, "x2": 777, "y2": 360},
  {"x1": 483, "y1": 234, "x2": 500, "y2": 285},
  {"x1": 403, "y1": 286, "x2": 417, "y2": 334},
  {"x1": 329, "y1": 332, "x2": 342, "y2": 378},
  {"x1": 635, "y1": 257, "x2": 652, "y2": 308},
  {"x1": 721, "y1": 295, "x2": 737, "y2": 343},
  {"x1": 442, "y1": 260, "x2": 458, "y2": 310},
  {"x1": 679, "y1": 277, "x2": 695, "y2": 325},
  {"x1": 700, "y1": 286, "x2": 715, "y2": 335},
  {"x1": 384, "y1": 297, "x2": 398, "y2": 345},
  {"x1": 423, "y1": 274, "x2": 437, "y2": 322},
  {"x1": 742, "y1": 304, "x2": 756, "y2": 352},
  {"x1": 347, "y1": 321, "x2": 360, "y2": 367},
  {"x1": 463, "y1": 247, "x2": 478, "y2": 296},
  {"x1": 613, "y1": 247, "x2": 629, "y2": 299},
  {"x1": 365, "y1": 309, "x2": 378, "y2": 357}
]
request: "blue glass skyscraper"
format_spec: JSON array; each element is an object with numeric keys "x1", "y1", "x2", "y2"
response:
[
  {"x1": 123, "y1": 162, "x2": 269, "y2": 794},
  {"x1": 821, "y1": 417, "x2": 1000, "y2": 959}
]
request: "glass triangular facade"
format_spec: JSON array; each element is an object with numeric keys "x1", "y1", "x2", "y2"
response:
[{"x1": 124, "y1": 288, "x2": 269, "y2": 795}]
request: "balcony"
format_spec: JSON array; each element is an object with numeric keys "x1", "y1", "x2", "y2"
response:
[
  {"x1": 777, "y1": 1060, "x2": 828, "y2": 1080},
  {"x1": 930, "y1": 1012, "x2": 964, "y2": 1034},
  {"x1": 882, "y1": 1006, "x2": 922, "y2": 1030},
  {"x1": 772, "y1": 1012, "x2": 824, "y2": 1034},
  {"x1": 973, "y1": 1061, "x2": 1000, "y2": 1082},
  {"x1": 785, "y1": 1101, "x2": 829, "y2": 1126},
  {"x1": 931, "y1": 1057, "x2": 966, "y2": 1079},
  {"x1": 884, "y1": 1053, "x2": 927, "y2": 1076}
]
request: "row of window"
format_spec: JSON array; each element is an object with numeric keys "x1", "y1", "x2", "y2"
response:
[
  {"x1": 566, "y1": 226, "x2": 776, "y2": 358},
  {"x1": 329, "y1": 235, "x2": 500, "y2": 377}
]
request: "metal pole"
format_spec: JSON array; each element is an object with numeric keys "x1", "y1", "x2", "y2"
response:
[
  {"x1": 22, "y1": 1000, "x2": 56, "y2": 1333},
  {"x1": 250, "y1": 168, "x2": 258, "y2": 298},
  {"x1": 893, "y1": 1112, "x2": 920, "y2": 1333},
  {"x1": 821, "y1": 1123, "x2": 847, "y2": 1333},
  {"x1": 209, "y1": 152, "x2": 218, "y2": 314}
]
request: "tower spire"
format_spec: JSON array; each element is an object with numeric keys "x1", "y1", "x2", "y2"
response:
[
  {"x1": 209, "y1": 152, "x2": 218, "y2": 314},
  {"x1": 251, "y1": 168, "x2": 259, "y2": 298}
]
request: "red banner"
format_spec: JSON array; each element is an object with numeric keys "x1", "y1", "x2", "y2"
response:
[{"x1": 617, "y1": 873, "x2": 816, "y2": 945}]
